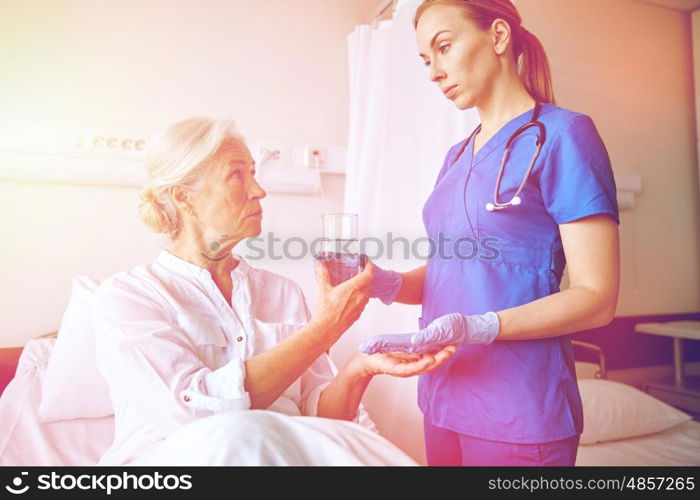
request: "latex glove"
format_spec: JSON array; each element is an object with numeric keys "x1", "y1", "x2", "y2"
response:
[
  {"x1": 321, "y1": 254, "x2": 402, "y2": 305},
  {"x1": 359, "y1": 312, "x2": 500, "y2": 354},
  {"x1": 366, "y1": 257, "x2": 402, "y2": 305}
]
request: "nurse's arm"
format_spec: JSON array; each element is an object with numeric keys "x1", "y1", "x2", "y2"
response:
[
  {"x1": 393, "y1": 265, "x2": 427, "y2": 304},
  {"x1": 495, "y1": 214, "x2": 620, "y2": 340}
]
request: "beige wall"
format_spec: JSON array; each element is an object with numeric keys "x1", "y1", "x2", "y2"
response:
[
  {"x1": 518, "y1": 0, "x2": 700, "y2": 316},
  {"x1": 0, "y1": 0, "x2": 377, "y2": 347},
  {"x1": 1, "y1": 0, "x2": 699, "y2": 348},
  {"x1": 694, "y1": 9, "x2": 700, "y2": 198}
]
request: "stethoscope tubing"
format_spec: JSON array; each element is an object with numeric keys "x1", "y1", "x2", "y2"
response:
[{"x1": 452, "y1": 102, "x2": 546, "y2": 214}]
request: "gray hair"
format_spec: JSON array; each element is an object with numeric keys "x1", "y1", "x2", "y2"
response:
[{"x1": 138, "y1": 117, "x2": 245, "y2": 240}]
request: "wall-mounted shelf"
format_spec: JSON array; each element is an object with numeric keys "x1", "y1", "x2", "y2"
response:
[
  {"x1": 0, "y1": 136, "x2": 348, "y2": 192},
  {"x1": 0, "y1": 152, "x2": 346, "y2": 194},
  {"x1": 0, "y1": 152, "x2": 147, "y2": 187}
]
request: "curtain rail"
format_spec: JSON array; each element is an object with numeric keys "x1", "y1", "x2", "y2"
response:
[{"x1": 368, "y1": 0, "x2": 397, "y2": 24}]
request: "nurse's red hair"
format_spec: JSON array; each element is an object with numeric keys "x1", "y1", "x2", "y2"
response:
[{"x1": 414, "y1": 0, "x2": 556, "y2": 105}]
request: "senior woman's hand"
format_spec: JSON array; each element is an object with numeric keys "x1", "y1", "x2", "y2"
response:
[
  {"x1": 310, "y1": 260, "x2": 375, "y2": 339},
  {"x1": 353, "y1": 346, "x2": 457, "y2": 378}
]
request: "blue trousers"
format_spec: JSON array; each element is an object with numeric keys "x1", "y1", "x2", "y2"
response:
[{"x1": 424, "y1": 419, "x2": 580, "y2": 466}]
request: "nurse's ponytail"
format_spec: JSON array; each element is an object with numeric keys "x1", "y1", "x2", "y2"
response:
[
  {"x1": 414, "y1": 0, "x2": 556, "y2": 104},
  {"x1": 518, "y1": 27, "x2": 555, "y2": 105}
]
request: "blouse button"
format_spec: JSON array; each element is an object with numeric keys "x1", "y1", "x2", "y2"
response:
[
  {"x1": 183, "y1": 395, "x2": 191, "y2": 402},
  {"x1": 237, "y1": 336, "x2": 243, "y2": 342}
]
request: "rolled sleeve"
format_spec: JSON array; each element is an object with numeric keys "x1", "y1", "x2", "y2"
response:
[
  {"x1": 298, "y1": 351, "x2": 377, "y2": 432},
  {"x1": 300, "y1": 381, "x2": 332, "y2": 418},
  {"x1": 298, "y1": 353, "x2": 334, "y2": 417},
  {"x1": 181, "y1": 358, "x2": 251, "y2": 413},
  {"x1": 92, "y1": 280, "x2": 250, "y2": 435}
]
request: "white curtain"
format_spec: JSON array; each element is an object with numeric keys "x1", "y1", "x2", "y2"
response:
[
  {"x1": 345, "y1": 0, "x2": 478, "y2": 236},
  {"x1": 336, "y1": 0, "x2": 480, "y2": 464}
]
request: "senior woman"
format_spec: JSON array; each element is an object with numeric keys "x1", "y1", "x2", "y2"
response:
[{"x1": 90, "y1": 117, "x2": 455, "y2": 466}]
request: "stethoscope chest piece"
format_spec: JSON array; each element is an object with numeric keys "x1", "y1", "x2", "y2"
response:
[
  {"x1": 468, "y1": 103, "x2": 545, "y2": 214},
  {"x1": 455, "y1": 103, "x2": 546, "y2": 238},
  {"x1": 485, "y1": 195, "x2": 522, "y2": 212}
]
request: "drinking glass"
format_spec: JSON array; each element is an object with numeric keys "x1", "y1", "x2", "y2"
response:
[{"x1": 316, "y1": 213, "x2": 364, "y2": 286}]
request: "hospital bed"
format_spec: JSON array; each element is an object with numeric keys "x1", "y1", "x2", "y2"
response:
[
  {"x1": 0, "y1": 333, "x2": 414, "y2": 466},
  {"x1": 572, "y1": 341, "x2": 700, "y2": 466},
  {"x1": 1, "y1": 335, "x2": 699, "y2": 466}
]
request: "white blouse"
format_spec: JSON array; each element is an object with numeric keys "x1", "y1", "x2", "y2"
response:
[{"x1": 91, "y1": 250, "x2": 369, "y2": 465}]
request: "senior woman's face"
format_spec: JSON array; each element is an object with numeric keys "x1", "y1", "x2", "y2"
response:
[{"x1": 191, "y1": 139, "x2": 266, "y2": 243}]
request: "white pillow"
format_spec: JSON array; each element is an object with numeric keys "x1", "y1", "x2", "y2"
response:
[
  {"x1": 579, "y1": 378, "x2": 692, "y2": 445},
  {"x1": 39, "y1": 276, "x2": 113, "y2": 422},
  {"x1": 0, "y1": 337, "x2": 115, "y2": 465}
]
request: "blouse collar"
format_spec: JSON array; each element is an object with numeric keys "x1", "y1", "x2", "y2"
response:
[{"x1": 156, "y1": 249, "x2": 252, "y2": 281}]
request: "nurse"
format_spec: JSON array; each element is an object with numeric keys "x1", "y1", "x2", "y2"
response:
[{"x1": 357, "y1": 0, "x2": 621, "y2": 465}]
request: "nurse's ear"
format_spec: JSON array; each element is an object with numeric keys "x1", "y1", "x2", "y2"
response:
[{"x1": 490, "y1": 18, "x2": 513, "y2": 56}]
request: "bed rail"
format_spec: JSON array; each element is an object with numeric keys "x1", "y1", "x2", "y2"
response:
[{"x1": 572, "y1": 340, "x2": 607, "y2": 379}]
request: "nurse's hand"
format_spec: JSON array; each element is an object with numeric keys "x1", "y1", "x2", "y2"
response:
[
  {"x1": 359, "y1": 312, "x2": 500, "y2": 354},
  {"x1": 364, "y1": 257, "x2": 403, "y2": 305},
  {"x1": 355, "y1": 346, "x2": 457, "y2": 377},
  {"x1": 324, "y1": 254, "x2": 403, "y2": 305}
]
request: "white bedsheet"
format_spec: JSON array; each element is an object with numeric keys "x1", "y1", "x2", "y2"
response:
[
  {"x1": 126, "y1": 410, "x2": 416, "y2": 466},
  {"x1": 576, "y1": 420, "x2": 700, "y2": 466},
  {"x1": 0, "y1": 338, "x2": 416, "y2": 466}
]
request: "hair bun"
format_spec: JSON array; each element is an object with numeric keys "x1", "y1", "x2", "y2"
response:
[{"x1": 140, "y1": 187, "x2": 157, "y2": 204}]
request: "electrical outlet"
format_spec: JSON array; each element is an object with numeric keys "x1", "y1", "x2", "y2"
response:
[
  {"x1": 309, "y1": 148, "x2": 325, "y2": 169},
  {"x1": 69, "y1": 132, "x2": 149, "y2": 158},
  {"x1": 291, "y1": 146, "x2": 325, "y2": 168},
  {"x1": 253, "y1": 143, "x2": 289, "y2": 169}
]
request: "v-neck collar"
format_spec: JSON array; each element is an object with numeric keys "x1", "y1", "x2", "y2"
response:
[{"x1": 469, "y1": 104, "x2": 541, "y2": 167}]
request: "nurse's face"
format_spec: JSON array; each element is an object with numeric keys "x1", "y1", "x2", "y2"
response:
[
  {"x1": 416, "y1": 4, "x2": 499, "y2": 110},
  {"x1": 190, "y1": 139, "x2": 266, "y2": 243}
]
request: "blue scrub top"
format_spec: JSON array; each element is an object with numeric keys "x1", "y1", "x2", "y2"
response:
[{"x1": 419, "y1": 103, "x2": 619, "y2": 444}]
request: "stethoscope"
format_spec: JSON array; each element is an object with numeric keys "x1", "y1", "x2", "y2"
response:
[{"x1": 452, "y1": 102, "x2": 547, "y2": 213}]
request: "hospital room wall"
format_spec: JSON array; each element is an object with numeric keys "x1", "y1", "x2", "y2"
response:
[
  {"x1": 0, "y1": 0, "x2": 698, "y2": 348},
  {"x1": 0, "y1": 0, "x2": 378, "y2": 348},
  {"x1": 518, "y1": 0, "x2": 700, "y2": 317},
  {"x1": 694, "y1": 9, "x2": 700, "y2": 212}
]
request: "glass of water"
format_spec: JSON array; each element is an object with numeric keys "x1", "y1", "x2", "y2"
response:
[{"x1": 316, "y1": 213, "x2": 364, "y2": 286}]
